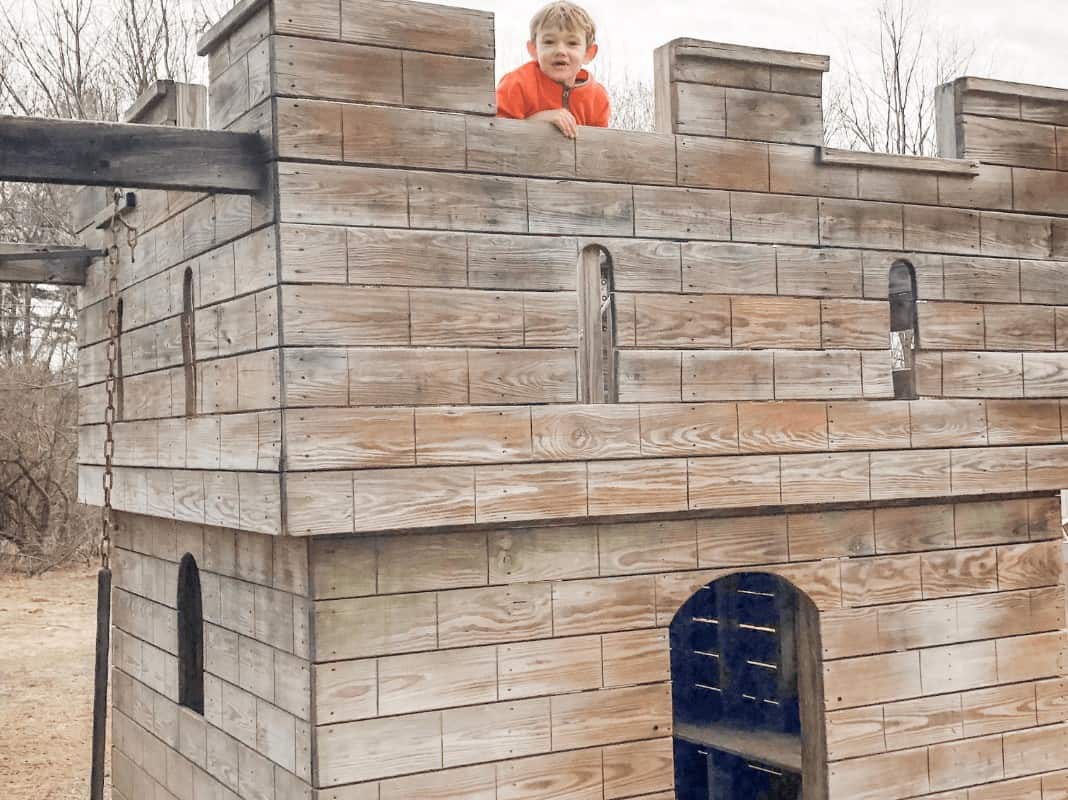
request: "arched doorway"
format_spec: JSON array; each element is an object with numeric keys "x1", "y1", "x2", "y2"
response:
[{"x1": 670, "y1": 572, "x2": 826, "y2": 800}]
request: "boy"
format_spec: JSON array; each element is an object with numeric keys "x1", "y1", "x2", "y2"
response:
[{"x1": 496, "y1": 1, "x2": 610, "y2": 138}]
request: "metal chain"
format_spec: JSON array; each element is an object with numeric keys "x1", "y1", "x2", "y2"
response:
[{"x1": 99, "y1": 191, "x2": 139, "y2": 570}]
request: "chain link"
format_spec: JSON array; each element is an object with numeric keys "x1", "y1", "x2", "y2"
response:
[{"x1": 99, "y1": 190, "x2": 139, "y2": 570}]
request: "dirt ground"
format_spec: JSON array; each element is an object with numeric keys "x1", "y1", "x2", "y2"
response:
[{"x1": 0, "y1": 567, "x2": 110, "y2": 800}]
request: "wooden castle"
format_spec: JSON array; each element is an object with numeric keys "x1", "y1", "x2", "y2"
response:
[{"x1": 68, "y1": 0, "x2": 1068, "y2": 797}]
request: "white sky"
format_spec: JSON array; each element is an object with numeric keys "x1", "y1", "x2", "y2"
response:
[{"x1": 430, "y1": 0, "x2": 1068, "y2": 90}]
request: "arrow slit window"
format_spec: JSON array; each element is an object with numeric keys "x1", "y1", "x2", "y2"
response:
[
  {"x1": 181, "y1": 267, "x2": 196, "y2": 415},
  {"x1": 671, "y1": 572, "x2": 827, "y2": 800},
  {"x1": 578, "y1": 245, "x2": 617, "y2": 403},
  {"x1": 889, "y1": 259, "x2": 919, "y2": 400},
  {"x1": 177, "y1": 553, "x2": 204, "y2": 715}
]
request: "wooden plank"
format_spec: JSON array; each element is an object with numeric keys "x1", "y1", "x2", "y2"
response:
[
  {"x1": 826, "y1": 706, "x2": 886, "y2": 760},
  {"x1": 410, "y1": 288, "x2": 523, "y2": 347},
  {"x1": 781, "y1": 452, "x2": 870, "y2": 504},
  {"x1": 468, "y1": 349, "x2": 577, "y2": 404},
  {"x1": 618, "y1": 351, "x2": 682, "y2": 402},
  {"x1": 827, "y1": 400, "x2": 911, "y2": 451},
  {"x1": 416, "y1": 406, "x2": 532, "y2": 465},
  {"x1": 821, "y1": 299, "x2": 888, "y2": 349},
  {"x1": 497, "y1": 749, "x2": 603, "y2": 800},
  {"x1": 696, "y1": 514, "x2": 788, "y2": 567},
  {"x1": 602, "y1": 738, "x2": 673, "y2": 800},
  {"x1": 962, "y1": 681, "x2": 1038, "y2": 737},
  {"x1": 918, "y1": 301, "x2": 986, "y2": 349},
  {"x1": 349, "y1": 348, "x2": 468, "y2": 405},
  {"x1": 788, "y1": 508, "x2": 874, "y2": 560},
  {"x1": 489, "y1": 526, "x2": 598, "y2": 583},
  {"x1": 353, "y1": 467, "x2": 475, "y2": 531},
  {"x1": 344, "y1": 103, "x2": 467, "y2": 170},
  {"x1": 633, "y1": 185, "x2": 731, "y2": 240},
  {"x1": 774, "y1": 350, "x2": 864, "y2": 400},
  {"x1": 378, "y1": 647, "x2": 497, "y2": 716},
  {"x1": 552, "y1": 576, "x2": 656, "y2": 637},
  {"x1": 1024, "y1": 353, "x2": 1068, "y2": 396},
  {"x1": 921, "y1": 547, "x2": 998, "y2": 598},
  {"x1": 909, "y1": 399, "x2": 987, "y2": 447},
  {"x1": 317, "y1": 712, "x2": 442, "y2": 785},
  {"x1": 550, "y1": 684, "x2": 671, "y2": 750},
  {"x1": 588, "y1": 459, "x2": 688, "y2": 515},
  {"x1": 904, "y1": 205, "x2": 981, "y2": 255},
  {"x1": 466, "y1": 115, "x2": 575, "y2": 178},
  {"x1": 633, "y1": 293, "x2": 730, "y2": 347},
  {"x1": 827, "y1": 749, "x2": 930, "y2": 800},
  {"x1": 283, "y1": 285, "x2": 410, "y2": 346},
  {"x1": 438, "y1": 583, "x2": 552, "y2": 648},
  {"x1": 769, "y1": 143, "x2": 858, "y2": 198},
  {"x1": 676, "y1": 136, "x2": 770, "y2": 191},
  {"x1": 671, "y1": 39, "x2": 829, "y2": 72},
  {"x1": 819, "y1": 146, "x2": 979, "y2": 175},
  {"x1": 531, "y1": 405, "x2": 640, "y2": 460},
  {"x1": 818, "y1": 198, "x2": 903, "y2": 250},
  {"x1": 960, "y1": 115, "x2": 1058, "y2": 169},
  {"x1": 380, "y1": 765, "x2": 495, "y2": 800},
  {"x1": 683, "y1": 242, "x2": 777, "y2": 294},
  {"x1": 927, "y1": 732, "x2": 1004, "y2": 791},
  {"x1": 688, "y1": 454, "x2": 781, "y2": 509},
  {"x1": 980, "y1": 211, "x2": 1052, "y2": 259},
  {"x1": 685, "y1": 351, "x2": 776, "y2": 403},
  {"x1": 987, "y1": 399, "x2": 1062, "y2": 445},
  {"x1": 869, "y1": 450, "x2": 951, "y2": 501},
  {"x1": 737, "y1": 400, "x2": 828, "y2": 453},
  {"x1": 402, "y1": 51, "x2": 495, "y2": 115},
  {"x1": 0, "y1": 114, "x2": 265, "y2": 192},
  {"x1": 997, "y1": 540, "x2": 1063, "y2": 590},
  {"x1": 732, "y1": 296, "x2": 821, "y2": 348},
  {"x1": 497, "y1": 635, "x2": 603, "y2": 700},
  {"x1": 638, "y1": 403, "x2": 739, "y2": 457},
  {"x1": 339, "y1": 0, "x2": 494, "y2": 58},
  {"x1": 527, "y1": 180, "x2": 634, "y2": 237},
  {"x1": 273, "y1": 35, "x2": 402, "y2": 105},
  {"x1": 777, "y1": 246, "x2": 864, "y2": 297},
  {"x1": 468, "y1": 234, "x2": 576, "y2": 291},
  {"x1": 316, "y1": 593, "x2": 437, "y2": 660},
  {"x1": 1011, "y1": 167, "x2": 1068, "y2": 216},
  {"x1": 943, "y1": 257, "x2": 1020, "y2": 303},
  {"x1": 942, "y1": 352, "x2": 1023, "y2": 397},
  {"x1": 475, "y1": 463, "x2": 587, "y2": 523},
  {"x1": 315, "y1": 659, "x2": 377, "y2": 725},
  {"x1": 731, "y1": 192, "x2": 819, "y2": 245},
  {"x1": 348, "y1": 227, "x2": 468, "y2": 288},
  {"x1": 278, "y1": 163, "x2": 408, "y2": 227},
  {"x1": 0, "y1": 243, "x2": 98, "y2": 285},
  {"x1": 841, "y1": 553, "x2": 923, "y2": 606},
  {"x1": 672, "y1": 82, "x2": 726, "y2": 136},
  {"x1": 823, "y1": 650, "x2": 922, "y2": 710},
  {"x1": 1021, "y1": 259, "x2": 1068, "y2": 305},
  {"x1": 883, "y1": 692, "x2": 963, "y2": 750},
  {"x1": 442, "y1": 698, "x2": 550, "y2": 767},
  {"x1": 577, "y1": 128, "x2": 677, "y2": 185},
  {"x1": 410, "y1": 172, "x2": 527, "y2": 233},
  {"x1": 286, "y1": 407, "x2": 414, "y2": 470},
  {"x1": 725, "y1": 88, "x2": 823, "y2": 145}
]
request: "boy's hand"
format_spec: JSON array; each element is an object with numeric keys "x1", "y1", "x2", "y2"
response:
[{"x1": 528, "y1": 108, "x2": 579, "y2": 138}]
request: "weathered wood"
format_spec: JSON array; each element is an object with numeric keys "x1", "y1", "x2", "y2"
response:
[
  {"x1": 819, "y1": 146, "x2": 980, "y2": 175},
  {"x1": 0, "y1": 243, "x2": 100, "y2": 284},
  {"x1": 0, "y1": 115, "x2": 266, "y2": 192}
]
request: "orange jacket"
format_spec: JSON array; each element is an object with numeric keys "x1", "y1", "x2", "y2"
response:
[{"x1": 496, "y1": 60, "x2": 611, "y2": 127}]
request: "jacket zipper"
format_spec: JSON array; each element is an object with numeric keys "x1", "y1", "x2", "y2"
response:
[{"x1": 562, "y1": 86, "x2": 571, "y2": 109}]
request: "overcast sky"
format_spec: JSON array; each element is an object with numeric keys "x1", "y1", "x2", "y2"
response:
[{"x1": 430, "y1": 0, "x2": 1068, "y2": 90}]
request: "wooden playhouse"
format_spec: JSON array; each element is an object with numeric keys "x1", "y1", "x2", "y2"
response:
[{"x1": 62, "y1": 0, "x2": 1068, "y2": 797}]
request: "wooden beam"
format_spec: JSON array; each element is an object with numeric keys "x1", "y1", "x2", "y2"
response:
[
  {"x1": 818, "y1": 146, "x2": 981, "y2": 176},
  {"x1": 0, "y1": 243, "x2": 101, "y2": 285},
  {"x1": 0, "y1": 114, "x2": 267, "y2": 194}
]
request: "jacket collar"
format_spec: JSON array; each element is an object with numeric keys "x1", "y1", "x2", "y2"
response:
[{"x1": 529, "y1": 60, "x2": 595, "y2": 92}]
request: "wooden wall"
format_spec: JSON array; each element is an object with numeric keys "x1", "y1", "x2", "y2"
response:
[
  {"x1": 108, "y1": 512, "x2": 313, "y2": 800},
  {"x1": 304, "y1": 495, "x2": 1066, "y2": 798}
]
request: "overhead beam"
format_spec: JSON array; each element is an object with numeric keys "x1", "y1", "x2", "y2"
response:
[
  {"x1": 0, "y1": 114, "x2": 267, "y2": 194},
  {"x1": 0, "y1": 243, "x2": 102, "y2": 285}
]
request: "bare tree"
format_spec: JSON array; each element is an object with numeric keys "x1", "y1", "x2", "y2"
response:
[
  {"x1": 825, "y1": 0, "x2": 979, "y2": 156},
  {"x1": 0, "y1": 0, "x2": 222, "y2": 571}
]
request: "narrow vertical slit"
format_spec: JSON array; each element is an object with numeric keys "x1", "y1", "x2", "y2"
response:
[
  {"x1": 577, "y1": 245, "x2": 618, "y2": 404},
  {"x1": 889, "y1": 258, "x2": 919, "y2": 400},
  {"x1": 181, "y1": 267, "x2": 197, "y2": 417}
]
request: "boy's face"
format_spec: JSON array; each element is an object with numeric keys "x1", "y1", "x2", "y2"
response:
[{"x1": 527, "y1": 24, "x2": 598, "y2": 87}]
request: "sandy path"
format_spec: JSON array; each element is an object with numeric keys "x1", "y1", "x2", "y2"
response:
[{"x1": 0, "y1": 567, "x2": 109, "y2": 799}]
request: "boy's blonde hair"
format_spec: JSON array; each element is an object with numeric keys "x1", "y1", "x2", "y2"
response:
[{"x1": 529, "y1": 1, "x2": 597, "y2": 45}]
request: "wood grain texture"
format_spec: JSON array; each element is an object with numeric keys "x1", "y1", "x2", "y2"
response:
[
  {"x1": 339, "y1": 0, "x2": 494, "y2": 58},
  {"x1": 676, "y1": 136, "x2": 770, "y2": 191}
]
